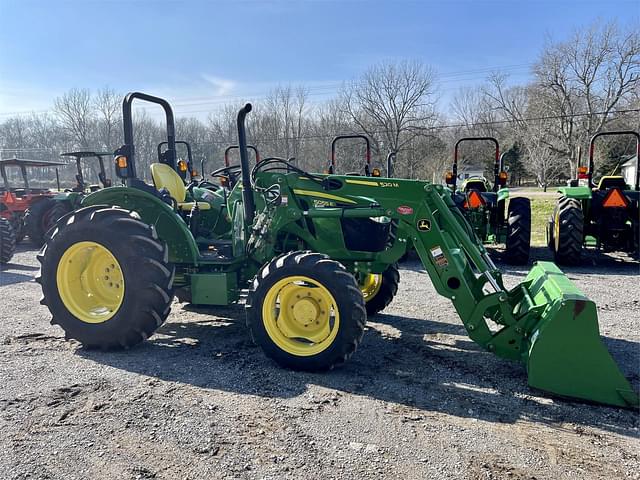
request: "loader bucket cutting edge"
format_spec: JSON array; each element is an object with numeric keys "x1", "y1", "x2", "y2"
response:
[{"x1": 522, "y1": 262, "x2": 639, "y2": 408}]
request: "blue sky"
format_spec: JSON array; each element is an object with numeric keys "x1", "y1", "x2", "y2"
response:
[{"x1": 0, "y1": 0, "x2": 636, "y2": 118}]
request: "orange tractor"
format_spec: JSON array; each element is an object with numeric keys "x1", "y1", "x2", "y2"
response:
[{"x1": 0, "y1": 158, "x2": 64, "y2": 244}]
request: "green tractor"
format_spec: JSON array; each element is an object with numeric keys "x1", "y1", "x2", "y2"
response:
[
  {"x1": 328, "y1": 134, "x2": 382, "y2": 177},
  {"x1": 548, "y1": 130, "x2": 639, "y2": 264},
  {"x1": 446, "y1": 137, "x2": 531, "y2": 265},
  {"x1": 37, "y1": 92, "x2": 638, "y2": 408},
  {"x1": 24, "y1": 151, "x2": 113, "y2": 246},
  {"x1": 210, "y1": 144, "x2": 261, "y2": 190}
]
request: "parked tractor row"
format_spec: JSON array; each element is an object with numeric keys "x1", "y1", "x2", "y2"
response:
[{"x1": 21, "y1": 92, "x2": 637, "y2": 409}]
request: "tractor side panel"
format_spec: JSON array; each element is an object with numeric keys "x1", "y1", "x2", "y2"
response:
[{"x1": 81, "y1": 187, "x2": 199, "y2": 264}]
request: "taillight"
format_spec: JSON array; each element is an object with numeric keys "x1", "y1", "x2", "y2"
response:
[{"x1": 577, "y1": 166, "x2": 589, "y2": 179}]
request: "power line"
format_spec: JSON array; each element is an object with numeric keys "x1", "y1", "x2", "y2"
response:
[
  {"x1": 2, "y1": 107, "x2": 637, "y2": 153},
  {"x1": 0, "y1": 63, "x2": 535, "y2": 118}
]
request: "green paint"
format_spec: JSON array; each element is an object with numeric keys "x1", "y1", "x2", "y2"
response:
[{"x1": 557, "y1": 185, "x2": 592, "y2": 199}]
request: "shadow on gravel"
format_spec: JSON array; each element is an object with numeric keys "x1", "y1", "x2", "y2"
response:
[
  {"x1": 0, "y1": 270, "x2": 35, "y2": 285},
  {"x1": 78, "y1": 303, "x2": 639, "y2": 439}
]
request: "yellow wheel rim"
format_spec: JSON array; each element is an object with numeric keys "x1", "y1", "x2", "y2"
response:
[
  {"x1": 360, "y1": 273, "x2": 382, "y2": 302},
  {"x1": 56, "y1": 241, "x2": 125, "y2": 324},
  {"x1": 262, "y1": 276, "x2": 340, "y2": 356}
]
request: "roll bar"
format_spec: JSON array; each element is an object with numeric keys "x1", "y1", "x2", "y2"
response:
[
  {"x1": 452, "y1": 137, "x2": 500, "y2": 193},
  {"x1": 588, "y1": 131, "x2": 639, "y2": 191},
  {"x1": 237, "y1": 103, "x2": 255, "y2": 225},
  {"x1": 224, "y1": 145, "x2": 260, "y2": 167},
  {"x1": 329, "y1": 134, "x2": 371, "y2": 175},
  {"x1": 120, "y1": 92, "x2": 176, "y2": 181}
]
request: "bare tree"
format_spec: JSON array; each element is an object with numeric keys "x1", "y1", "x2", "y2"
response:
[
  {"x1": 54, "y1": 88, "x2": 95, "y2": 149},
  {"x1": 94, "y1": 87, "x2": 121, "y2": 150},
  {"x1": 340, "y1": 60, "x2": 439, "y2": 170},
  {"x1": 487, "y1": 20, "x2": 639, "y2": 176}
]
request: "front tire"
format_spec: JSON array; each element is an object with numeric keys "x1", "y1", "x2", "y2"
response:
[
  {"x1": 246, "y1": 251, "x2": 366, "y2": 371},
  {"x1": 361, "y1": 263, "x2": 400, "y2": 316},
  {"x1": 37, "y1": 206, "x2": 174, "y2": 349},
  {"x1": 504, "y1": 197, "x2": 531, "y2": 265},
  {"x1": 0, "y1": 218, "x2": 16, "y2": 264}
]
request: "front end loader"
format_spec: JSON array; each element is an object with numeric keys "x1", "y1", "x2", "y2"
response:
[
  {"x1": 548, "y1": 130, "x2": 639, "y2": 264},
  {"x1": 445, "y1": 137, "x2": 531, "y2": 264},
  {"x1": 37, "y1": 92, "x2": 638, "y2": 408}
]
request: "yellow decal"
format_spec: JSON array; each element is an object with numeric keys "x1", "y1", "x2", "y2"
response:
[
  {"x1": 292, "y1": 189, "x2": 357, "y2": 204},
  {"x1": 344, "y1": 179, "x2": 379, "y2": 187}
]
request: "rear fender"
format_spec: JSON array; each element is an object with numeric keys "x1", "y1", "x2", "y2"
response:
[
  {"x1": 557, "y1": 186, "x2": 592, "y2": 199},
  {"x1": 81, "y1": 186, "x2": 199, "y2": 264},
  {"x1": 497, "y1": 188, "x2": 509, "y2": 202}
]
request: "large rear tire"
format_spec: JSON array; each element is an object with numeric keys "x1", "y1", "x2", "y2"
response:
[
  {"x1": 361, "y1": 263, "x2": 400, "y2": 316},
  {"x1": 246, "y1": 251, "x2": 366, "y2": 371},
  {"x1": 505, "y1": 197, "x2": 531, "y2": 265},
  {"x1": 24, "y1": 198, "x2": 57, "y2": 246},
  {"x1": 37, "y1": 206, "x2": 174, "y2": 349},
  {"x1": 0, "y1": 218, "x2": 16, "y2": 264},
  {"x1": 551, "y1": 196, "x2": 583, "y2": 265}
]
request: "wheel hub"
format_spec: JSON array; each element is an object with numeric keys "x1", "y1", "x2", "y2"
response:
[
  {"x1": 56, "y1": 241, "x2": 124, "y2": 324},
  {"x1": 292, "y1": 297, "x2": 319, "y2": 326}
]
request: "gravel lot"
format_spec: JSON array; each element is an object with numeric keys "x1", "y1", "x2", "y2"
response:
[{"x1": 1, "y1": 244, "x2": 638, "y2": 480}]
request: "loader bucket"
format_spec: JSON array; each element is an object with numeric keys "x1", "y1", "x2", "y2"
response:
[{"x1": 523, "y1": 262, "x2": 639, "y2": 408}]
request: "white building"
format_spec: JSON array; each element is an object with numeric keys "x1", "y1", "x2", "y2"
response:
[
  {"x1": 621, "y1": 155, "x2": 637, "y2": 188},
  {"x1": 457, "y1": 164, "x2": 485, "y2": 180}
]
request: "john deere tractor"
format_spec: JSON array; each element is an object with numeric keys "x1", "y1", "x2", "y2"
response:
[
  {"x1": 548, "y1": 130, "x2": 639, "y2": 264},
  {"x1": 445, "y1": 137, "x2": 530, "y2": 265},
  {"x1": 36, "y1": 92, "x2": 638, "y2": 408},
  {"x1": 211, "y1": 144, "x2": 261, "y2": 190},
  {"x1": 24, "y1": 151, "x2": 112, "y2": 246}
]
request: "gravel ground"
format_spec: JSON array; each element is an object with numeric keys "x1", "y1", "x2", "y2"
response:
[{"x1": 1, "y1": 244, "x2": 639, "y2": 480}]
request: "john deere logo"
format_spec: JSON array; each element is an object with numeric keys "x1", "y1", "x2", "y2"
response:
[{"x1": 417, "y1": 219, "x2": 431, "y2": 231}]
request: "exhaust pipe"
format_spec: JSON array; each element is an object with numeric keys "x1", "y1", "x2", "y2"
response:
[{"x1": 236, "y1": 103, "x2": 255, "y2": 225}]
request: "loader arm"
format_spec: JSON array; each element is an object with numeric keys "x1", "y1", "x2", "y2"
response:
[{"x1": 252, "y1": 172, "x2": 638, "y2": 408}]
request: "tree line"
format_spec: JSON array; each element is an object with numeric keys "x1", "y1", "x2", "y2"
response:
[{"x1": 1, "y1": 20, "x2": 637, "y2": 188}]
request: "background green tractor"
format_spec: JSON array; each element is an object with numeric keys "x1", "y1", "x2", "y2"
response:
[
  {"x1": 328, "y1": 134, "x2": 382, "y2": 177},
  {"x1": 548, "y1": 130, "x2": 639, "y2": 264},
  {"x1": 209, "y1": 144, "x2": 261, "y2": 191},
  {"x1": 445, "y1": 137, "x2": 531, "y2": 265},
  {"x1": 24, "y1": 151, "x2": 112, "y2": 246},
  {"x1": 36, "y1": 92, "x2": 638, "y2": 408}
]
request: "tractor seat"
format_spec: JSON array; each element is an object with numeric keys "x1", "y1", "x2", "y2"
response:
[
  {"x1": 150, "y1": 163, "x2": 211, "y2": 211},
  {"x1": 597, "y1": 176, "x2": 628, "y2": 191},
  {"x1": 463, "y1": 179, "x2": 488, "y2": 192}
]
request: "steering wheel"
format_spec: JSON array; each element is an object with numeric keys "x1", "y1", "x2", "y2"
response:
[{"x1": 211, "y1": 165, "x2": 242, "y2": 188}]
